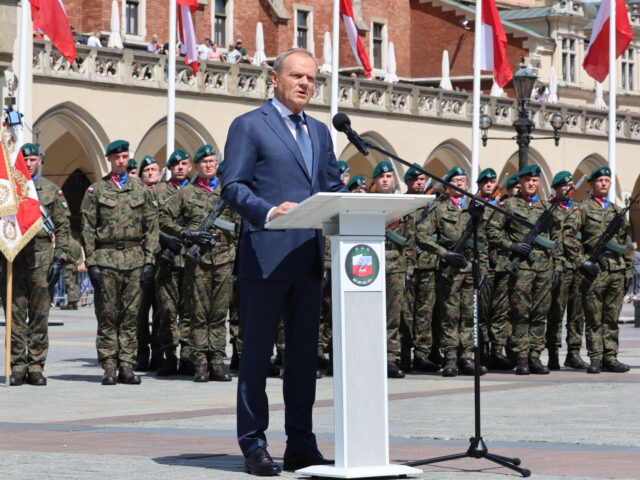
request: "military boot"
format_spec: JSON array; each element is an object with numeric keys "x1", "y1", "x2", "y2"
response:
[
  {"x1": 387, "y1": 361, "x2": 405, "y2": 379},
  {"x1": 547, "y1": 349, "x2": 560, "y2": 370},
  {"x1": 193, "y1": 365, "x2": 208, "y2": 382},
  {"x1": 9, "y1": 372, "x2": 27, "y2": 386},
  {"x1": 101, "y1": 368, "x2": 117, "y2": 385},
  {"x1": 157, "y1": 353, "x2": 178, "y2": 376},
  {"x1": 586, "y1": 359, "x2": 601, "y2": 374},
  {"x1": 134, "y1": 347, "x2": 150, "y2": 372},
  {"x1": 413, "y1": 355, "x2": 441, "y2": 372},
  {"x1": 529, "y1": 357, "x2": 550, "y2": 374},
  {"x1": 27, "y1": 372, "x2": 47, "y2": 386},
  {"x1": 178, "y1": 357, "x2": 196, "y2": 376},
  {"x1": 209, "y1": 364, "x2": 232, "y2": 382},
  {"x1": 442, "y1": 358, "x2": 458, "y2": 377},
  {"x1": 564, "y1": 352, "x2": 588, "y2": 370},
  {"x1": 515, "y1": 358, "x2": 530, "y2": 375},
  {"x1": 488, "y1": 346, "x2": 514, "y2": 370},
  {"x1": 117, "y1": 367, "x2": 141, "y2": 384},
  {"x1": 602, "y1": 359, "x2": 630, "y2": 373}
]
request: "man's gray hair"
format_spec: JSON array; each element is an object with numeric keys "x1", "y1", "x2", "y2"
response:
[{"x1": 273, "y1": 48, "x2": 318, "y2": 73}]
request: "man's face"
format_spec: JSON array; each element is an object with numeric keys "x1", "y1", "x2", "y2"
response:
[
  {"x1": 169, "y1": 159, "x2": 192, "y2": 182},
  {"x1": 555, "y1": 181, "x2": 574, "y2": 198},
  {"x1": 478, "y1": 178, "x2": 497, "y2": 197},
  {"x1": 406, "y1": 174, "x2": 427, "y2": 194},
  {"x1": 272, "y1": 52, "x2": 316, "y2": 114},
  {"x1": 128, "y1": 169, "x2": 138, "y2": 178},
  {"x1": 205, "y1": 39, "x2": 211, "y2": 47},
  {"x1": 375, "y1": 172, "x2": 395, "y2": 193},
  {"x1": 519, "y1": 175, "x2": 540, "y2": 196},
  {"x1": 24, "y1": 155, "x2": 42, "y2": 177},
  {"x1": 196, "y1": 155, "x2": 219, "y2": 179},
  {"x1": 108, "y1": 151, "x2": 130, "y2": 175},
  {"x1": 446, "y1": 175, "x2": 468, "y2": 198},
  {"x1": 140, "y1": 163, "x2": 161, "y2": 185},
  {"x1": 590, "y1": 176, "x2": 611, "y2": 197}
]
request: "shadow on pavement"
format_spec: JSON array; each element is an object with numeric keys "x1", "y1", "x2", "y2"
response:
[
  {"x1": 60, "y1": 357, "x2": 101, "y2": 367},
  {"x1": 153, "y1": 453, "x2": 246, "y2": 473},
  {"x1": 48, "y1": 374, "x2": 100, "y2": 383}
]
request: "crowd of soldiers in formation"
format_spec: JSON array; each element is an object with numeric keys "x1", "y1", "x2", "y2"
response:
[{"x1": 6, "y1": 139, "x2": 634, "y2": 387}]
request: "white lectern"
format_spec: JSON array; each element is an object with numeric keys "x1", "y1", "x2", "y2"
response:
[{"x1": 266, "y1": 192, "x2": 431, "y2": 479}]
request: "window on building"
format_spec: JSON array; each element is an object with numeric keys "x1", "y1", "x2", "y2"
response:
[
  {"x1": 125, "y1": 1, "x2": 139, "y2": 35},
  {"x1": 622, "y1": 48, "x2": 635, "y2": 91},
  {"x1": 372, "y1": 23, "x2": 383, "y2": 70},
  {"x1": 561, "y1": 37, "x2": 576, "y2": 83},
  {"x1": 296, "y1": 10, "x2": 309, "y2": 49},
  {"x1": 214, "y1": 0, "x2": 226, "y2": 47}
]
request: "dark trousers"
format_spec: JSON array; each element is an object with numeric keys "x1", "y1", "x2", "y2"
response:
[{"x1": 236, "y1": 276, "x2": 322, "y2": 457}]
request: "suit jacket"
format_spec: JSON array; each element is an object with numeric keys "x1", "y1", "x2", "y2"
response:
[{"x1": 222, "y1": 100, "x2": 346, "y2": 281}]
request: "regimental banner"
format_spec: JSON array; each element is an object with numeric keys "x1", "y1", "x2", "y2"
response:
[{"x1": 0, "y1": 130, "x2": 20, "y2": 217}]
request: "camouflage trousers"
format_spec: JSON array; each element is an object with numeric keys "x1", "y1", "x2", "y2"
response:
[
  {"x1": 480, "y1": 271, "x2": 512, "y2": 350},
  {"x1": 318, "y1": 268, "x2": 333, "y2": 357},
  {"x1": 62, "y1": 264, "x2": 79, "y2": 303},
  {"x1": 1, "y1": 264, "x2": 52, "y2": 374},
  {"x1": 155, "y1": 263, "x2": 191, "y2": 358},
  {"x1": 510, "y1": 268, "x2": 552, "y2": 359},
  {"x1": 185, "y1": 260, "x2": 233, "y2": 366},
  {"x1": 411, "y1": 268, "x2": 437, "y2": 359},
  {"x1": 94, "y1": 267, "x2": 143, "y2": 369},
  {"x1": 546, "y1": 269, "x2": 584, "y2": 353},
  {"x1": 439, "y1": 270, "x2": 474, "y2": 360},
  {"x1": 386, "y1": 272, "x2": 408, "y2": 361},
  {"x1": 477, "y1": 271, "x2": 493, "y2": 357},
  {"x1": 582, "y1": 270, "x2": 624, "y2": 362}
]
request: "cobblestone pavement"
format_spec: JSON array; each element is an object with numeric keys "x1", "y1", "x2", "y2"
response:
[{"x1": 1, "y1": 304, "x2": 639, "y2": 480}]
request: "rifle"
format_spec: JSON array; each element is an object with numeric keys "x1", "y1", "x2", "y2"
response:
[
  {"x1": 489, "y1": 173, "x2": 509, "y2": 203},
  {"x1": 158, "y1": 175, "x2": 199, "y2": 265},
  {"x1": 184, "y1": 196, "x2": 235, "y2": 263},
  {"x1": 40, "y1": 205, "x2": 55, "y2": 239},
  {"x1": 415, "y1": 182, "x2": 444, "y2": 226},
  {"x1": 580, "y1": 191, "x2": 640, "y2": 285},
  {"x1": 505, "y1": 175, "x2": 585, "y2": 278}
]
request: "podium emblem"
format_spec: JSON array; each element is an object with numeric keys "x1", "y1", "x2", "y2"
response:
[{"x1": 345, "y1": 244, "x2": 380, "y2": 286}]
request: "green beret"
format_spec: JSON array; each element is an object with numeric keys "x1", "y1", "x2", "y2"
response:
[
  {"x1": 127, "y1": 158, "x2": 137, "y2": 171},
  {"x1": 20, "y1": 143, "x2": 40, "y2": 157},
  {"x1": 105, "y1": 139, "x2": 129, "y2": 157},
  {"x1": 517, "y1": 164, "x2": 541, "y2": 179},
  {"x1": 138, "y1": 155, "x2": 158, "y2": 174},
  {"x1": 217, "y1": 160, "x2": 225, "y2": 176},
  {"x1": 194, "y1": 144, "x2": 216, "y2": 163},
  {"x1": 551, "y1": 171, "x2": 572, "y2": 188},
  {"x1": 587, "y1": 166, "x2": 611, "y2": 182},
  {"x1": 506, "y1": 174, "x2": 519, "y2": 189},
  {"x1": 372, "y1": 161, "x2": 394, "y2": 178},
  {"x1": 348, "y1": 175, "x2": 366, "y2": 191},
  {"x1": 444, "y1": 166, "x2": 466, "y2": 182},
  {"x1": 477, "y1": 168, "x2": 497, "y2": 183},
  {"x1": 167, "y1": 149, "x2": 189, "y2": 168},
  {"x1": 337, "y1": 160, "x2": 350, "y2": 174},
  {"x1": 403, "y1": 163, "x2": 424, "y2": 181}
]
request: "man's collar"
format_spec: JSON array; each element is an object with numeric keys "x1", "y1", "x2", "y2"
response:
[{"x1": 271, "y1": 97, "x2": 303, "y2": 119}]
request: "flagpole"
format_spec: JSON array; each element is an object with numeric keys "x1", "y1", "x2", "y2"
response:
[
  {"x1": 330, "y1": 0, "x2": 339, "y2": 156},
  {"x1": 167, "y1": 0, "x2": 177, "y2": 171},
  {"x1": 5, "y1": 261, "x2": 13, "y2": 387},
  {"x1": 470, "y1": 0, "x2": 482, "y2": 190},
  {"x1": 17, "y1": 0, "x2": 30, "y2": 147},
  {"x1": 608, "y1": 0, "x2": 616, "y2": 204}
]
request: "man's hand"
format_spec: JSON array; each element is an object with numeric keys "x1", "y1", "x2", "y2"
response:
[
  {"x1": 46, "y1": 257, "x2": 63, "y2": 287},
  {"x1": 88, "y1": 265, "x2": 103, "y2": 291},
  {"x1": 579, "y1": 260, "x2": 598, "y2": 281},
  {"x1": 510, "y1": 242, "x2": 533, "y2": 257},
  {"x1": 141, "y1": 263, "x2": 154, "y2": 290},
  {"x1": 445, "y1": 251, "x2": 467, "y2": 268},
  {"x1": 160, "y1": 232, "x2": 182, "y2": 252},
  {"x1": 268, "y1": 202, "x2": 298, "y2": 221},
  {"x1": 183, "y1": 229, "x2": 214, "y2": 246}
]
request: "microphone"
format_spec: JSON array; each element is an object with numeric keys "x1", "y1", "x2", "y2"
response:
[{"x1": 332, "y1": 113, "x2": 369, "y2": 156}]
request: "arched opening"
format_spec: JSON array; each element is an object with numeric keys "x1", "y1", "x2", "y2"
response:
[
  {"x1": 572, "y1": 155, "x2": 605, "y2": 203},
  {"x1": 62, "y1": 169, "x2": 92, "y2": 235},
  {"x1": 425, "y1": 140, "x2": 471, "y2": 188},
  {"x1": 338, "y1": 132, "x2": 400, "y2": 191}
]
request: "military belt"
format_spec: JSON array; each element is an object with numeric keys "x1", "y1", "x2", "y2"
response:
[{"x1": 96, "y1": 240, "x2": 141, "y2": 250}]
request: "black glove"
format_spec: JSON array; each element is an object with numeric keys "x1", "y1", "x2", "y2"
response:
[
  {"x1": 551, "y1": 270, "x2": 561, "y2": 292},
  {"x1": 405, "y1": 274, "x2": 412, "y2": 291},
  {"x1": 159, "y1": 232, "x2": 182, "y2": 252},
  {"x1": 625, "y1": 277, "x2": 633, "y2": 293},
  {"x1": 445, "y1": 251, "x2": 467, "y2": 268},
  {"x1": 579, "y1": 260, "x2": 599, "y2": 280},
  {"x1": 183, "y1": 229, "x2": 214, "y2": 246},
  {"x1": 141, "y1": 263, "x2": 154, "y2": 290},
  {"x1": 510, "y1": 242, "x2": 533, "y2": 257},
  {"x1": 46, "y1": 257, "x2": 63, "y2": 287},
  {"x1": 88, "y1": 265, "x2": 103, "y2": 291}
]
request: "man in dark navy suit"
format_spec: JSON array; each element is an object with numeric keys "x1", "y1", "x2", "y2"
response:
[{"x1": 222, "y1": 48, "x2": 347, "y2": 476}]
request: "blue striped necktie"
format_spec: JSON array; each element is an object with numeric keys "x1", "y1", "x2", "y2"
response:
[{"x1": 289, "y1": 114, "x2": 313, "y2": 176}]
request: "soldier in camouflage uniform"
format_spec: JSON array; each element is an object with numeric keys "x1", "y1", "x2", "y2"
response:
[
  {"x1": 563, "y1": 166, "x2": 633, "y2": 373},
  {"x1": 2, "y1": 143, "x2": 70, "y2": 386},
  {"x1": 372, "y1": 161, "x2": 415, "y2": 378},
  {"x1": 81, "y1": 140, "x2": 159, "y2": 385},
  {"x1": 546, "y1": 171, "x2": 588, "y2": 370},
  {"x1": 421, "y1": 166, "x2": 488, "y2": 377},
  {"x1": 160, "y1": 144, "x2": 239, "y2": 382},
  {"x1": 61, "y1": 236, "x2": 83, "y2": 310},
  {"x1": 347, "y1": 175, "x2": 367, "y2": 193},
  {"x1": 487, "y1": 165, "x2": 563, "y2": 375}
]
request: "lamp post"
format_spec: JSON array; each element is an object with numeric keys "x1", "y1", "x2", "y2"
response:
[{"x1": 479, "y1": 57, "x2": 564, "y2": 172}]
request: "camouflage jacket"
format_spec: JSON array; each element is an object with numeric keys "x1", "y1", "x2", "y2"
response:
[
  {"x1": 552, "y1": 199, "x2": 578, "y2": 272},
  {"x1": 486, "y1": 194, "x2": 562, "y2": 272},
  {"x1": 384, "y1": 210, "x2": 416, "y2": 275},
  {"x1": 11, "y1": 176, "x2": 70, "y2": 269},
  {"x1": 160, "y1": 182, "x2": 240, "y2": 266},
  {"x1": 65, "y1": 237, "x2": 83, "y2": 268},
  {"x1": 563, "y1": 197, "x2": 633, "y2": 275},
  {"x1": 154, "y1": 180, "x2": 188, "y2": 269},
  {"x1": 413, "y1": 204, "x2": 438, "y2": 270},
  {"x1": 81, "y1": 175, "x2": 159, "y2": 270}
]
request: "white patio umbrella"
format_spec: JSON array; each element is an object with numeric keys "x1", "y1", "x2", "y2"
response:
[
  {"x1": 594, "y1": 81, "x2": 607, "y2": 109},
  {"x1": 107, "y1": 0, "x2": 123, "y2": 49},
  {"x1": 439, "y1": 50, "x2": 453, "y2": 90},
  {"x1": 490, "y1": 80, "x2": 503, "y2": 97},
  {"x1": 548, "y1": 66, "x2": 558, "y2": 103},
  {"x1": 384, "y1": 42, "x2": 399, "y2": 83},
  {"x1": 319, "y1": 32, "x2": 332, "y2": 74},
  {"x1": 253, "y1": 22, "x2": 266, "y2": 66}
]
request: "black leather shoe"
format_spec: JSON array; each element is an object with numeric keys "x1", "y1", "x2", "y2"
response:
[
  {"x1": 101, "y1": 368, "x2": 117, "y2": 385},
  {"x1": 283, "y1": 450, "x2": 332, "y2": 471},
  {"x1": 157, "y1": 354, "x2": 178, "y2": 376},
  {"x1": 529, "y1": 357, "x2": 550, "y2": 374},
  {"x1": 603, "y1": 359, "x2": 630, "y2": 373},
  {"x1": 209, "y1": 364, "x2": 232, "y2": 381},
  {"x1": 27, "y1": 372, "x2": 47, "y2": 386},
  {"x1": 117, "y1": 366, "x2": 141, "y2": 384},
  {"x1": 547, "y1": 350, "x2": 560, "y2": 370},
  {"x1": 387, "y1": 361, "x2": 405, "y2": 378},
  {"x1": 515, "y1": 358, "x2": 530, "y2": 375},
  {"x1": 244, "y1": 446, "x2": 281, "y2": 476},
  {"x1": 459, "y1": 358, "x2": 487, "y2": 376},
  {"x1": 587, "y1": 359, "x2": 601, "y2": 374},
  {"x1": 178, "y1": 357, "x2": 196, "y2": 376},
  {"x1": 9, "y1": 372, "x2": 27, "y2": 386},
  {"x1": 193, "y1": 364, "x2": 208, "y2": 382},
  {"x1": 442, "y1": 358, "x2": 458, "y2": 377},
  {"x1": 413, "y1": 356, "x2": 441, "y2": 372}
]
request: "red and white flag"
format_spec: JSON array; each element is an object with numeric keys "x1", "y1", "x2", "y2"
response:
[
  {"x1": 340, "y1": 0, "x2": 373, "y2": 79},
  {"x1": 479, "y1": 0, "x2": 512, "y2": 88},
  {"x1": 583, "y1": 0, "x2": 632, "y2": 83},
  {"x1": 0, "y1": 139, "x2": 19, "y2": 218},
  {"x1": 177, "y1": 0, "x2": 199, "y2": 75},
  {"x1": 30, "y1": 0, "x2": 76, "y2": 64}
]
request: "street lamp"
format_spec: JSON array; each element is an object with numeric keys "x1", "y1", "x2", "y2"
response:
[{"x1": 480, "y1": 56, "x2": 564, "y2": 171}]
